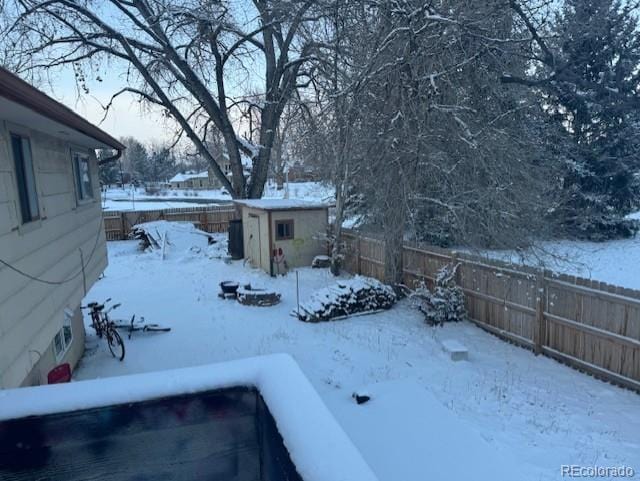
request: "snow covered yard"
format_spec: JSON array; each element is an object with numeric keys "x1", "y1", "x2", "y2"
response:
[
  {"x1": 100, "y1": 181, "x2": 334, "y2": 211},
  {"x1": 75, "y1": 230, "x2": 640, "y2": 481},
  {"x1": 485, "y1": 211, "x2": 640, "y2": 290}
]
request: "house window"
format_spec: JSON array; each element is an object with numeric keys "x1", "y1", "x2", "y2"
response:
[
  {"x1": 72, "y1": 151, "x2": 93, "y2": 201},
  {"x1": 53, "y1": 309, "x2": 74, "y2": 360},
  {"x1": 275, "y1": 220, "x2": 294, "y2": 240},
  {"x1": 10, "y1": 133, "x2": 39, "y2": 223}
]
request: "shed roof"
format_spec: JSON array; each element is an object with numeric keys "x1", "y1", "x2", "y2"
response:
[
  {"x1": 234, "y1": 199, "x2": 331, "y2": 211},
  {"x1": 0, "y1": 67, "x2": 125, "y2": 152}
]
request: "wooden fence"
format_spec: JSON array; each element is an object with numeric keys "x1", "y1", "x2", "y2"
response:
[
  {"x1": 342, "y1": 230, "x2": 640, "y2": 392},
  {"x1": 103, "y1": 205, "x2": 238, "y2": 241}
]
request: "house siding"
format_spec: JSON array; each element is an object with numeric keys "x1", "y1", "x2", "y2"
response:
[
  {"x1": 271, "y1": 209, "x2": 327, "y2": 270},
  {"x1": 0, "y1": 120, "x2": 107, "y2": 389}
]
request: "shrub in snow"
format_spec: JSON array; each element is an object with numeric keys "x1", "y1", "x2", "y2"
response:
[
  {"x1": 412, "y1": 264, "x2": 465, "y2": 326},
  {"x1": 297, "y1": 276, "x2": 396, "y2": 322}
]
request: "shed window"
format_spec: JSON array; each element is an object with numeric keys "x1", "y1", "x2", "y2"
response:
[
  {"x1": 72, "y1": 151, "x2": 93, "y2": 201},
  {"x1": 10, "y1": 133, "x2": 39, "y2": 223},
  {"x1": 275, "y1": 220, "x2": 294, "y2": 240}
]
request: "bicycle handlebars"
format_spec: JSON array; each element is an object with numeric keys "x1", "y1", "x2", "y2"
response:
[{"x1": 82, "y1": 298, "x2": 116, "y2": 311}]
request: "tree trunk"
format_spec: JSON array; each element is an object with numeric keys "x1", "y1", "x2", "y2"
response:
[
  {"x1": 383, "y1": 167, "x2": 406, "y2": 284},
  {"x1": 330, "y1": 164, "x2": 348, "y2": 276}
]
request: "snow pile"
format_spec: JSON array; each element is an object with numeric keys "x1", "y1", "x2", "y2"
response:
[
  {"x1": 297, "y1": 276, "x2": 396, "y2": 322},
  {"x1": 130, "y1": 220, "x2": 212, "y2": 258}
]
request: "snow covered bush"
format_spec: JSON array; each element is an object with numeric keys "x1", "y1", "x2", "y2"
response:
[
  {"x1": 297, "y1": 276, "x2": 396, "y2": 322},
  {"x1": 412, "y1": 264, "x2": 465, "y2": 326}
]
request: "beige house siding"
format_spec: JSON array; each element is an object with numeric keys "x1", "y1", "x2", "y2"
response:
[
  {"x1": 20, "y1": 306, "x2": 86, "y2": 387},
  {"x1": 241, "y1": 206, "x2": 271, "y2": 272},
  {"x1": 271, "y1": 209, "x2": 327, "y2": 269},
  {"x1": 0, "y1": 120, "x2": 107, "y2": 389},
  {"x1": 240, "y1": 206, "x2": 327, "y2": 274}
]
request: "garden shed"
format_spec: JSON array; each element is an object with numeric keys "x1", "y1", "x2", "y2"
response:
[{"x1": 234, "y1": 199, "x2": 329, "y2": 275}]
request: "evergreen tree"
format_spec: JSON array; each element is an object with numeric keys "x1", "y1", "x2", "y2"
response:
[
  {"x1": 147, "y1": 145, "x2": 177, "y2": 183},
  {"x1": 97, "y1": 150, "x2": 120, "y2": 186},
  {"x1": 118, "y1": 137, "x2": 150, "y2": 183},
  {"x1": 547, "y1": 0, "x2": 640, "y2": 239}
]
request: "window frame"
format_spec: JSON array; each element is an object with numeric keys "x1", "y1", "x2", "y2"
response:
[
  {"x1": 10, "y1": 131, "x2": 40, "y2": 224},
  {"x1": 71, "y1": 149, "x2": 95, "y2": 204},
  {"x1": 275, "y1": 219, "x2": 294, "y2": 241},
  {"x1": 53, "y1": 308, "x2": 74, "y2": 361}
]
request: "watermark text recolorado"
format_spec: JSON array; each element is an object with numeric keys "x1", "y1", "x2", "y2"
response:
[{"x1": 561, "y1": 465, "x2": 635, "y2": 478}]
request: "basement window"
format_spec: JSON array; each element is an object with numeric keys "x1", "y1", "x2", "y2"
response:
[
  {"x1": 54, "y1": 309, "x2": 74, "y2": 360},
  {"x1": 275, "y1": 220, "x2": 294, "y2": 240}
]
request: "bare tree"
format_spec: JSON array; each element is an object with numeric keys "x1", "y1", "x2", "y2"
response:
[
  {"x1": 2, "y1": 0, "x2": 324, "y2": 198},
  {"x1": 298, "y1": 0, "x2": 559, "y2": 282}
]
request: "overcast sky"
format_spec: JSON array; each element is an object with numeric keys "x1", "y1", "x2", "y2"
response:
[
  {"x1": 52, "y1": 73, "x2": 173, "y2": 145},
  {"x1": 2, "y1": 0, "x2": 265, "y2": 147}
]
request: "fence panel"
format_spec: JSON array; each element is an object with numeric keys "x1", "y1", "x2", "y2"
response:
[
  {"x1": 102, "y1": 205, "x2": 238, "y2": 240},
  {"x1": 341, "y1": 229, "x2": 640, "y2": 391}
]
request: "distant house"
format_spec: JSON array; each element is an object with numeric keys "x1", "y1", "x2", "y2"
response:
[
  {"x1": 169, "y1": 171, "x2": 210, "y2": 189},
  {"x1": 170, "y1": 154, "x2": 251, "y2": 191},
  {"x1": 208, "y1": 159, "x2": 233, "y2": 189},
  {"x1": 0, "y1": 67, "x2": 124, "y2": 388},
  {"x1": 287, "y1": 161, "x2": 318, "y2": 182},
  {"x1": 234, "y1": 199, "x2": 329, "y2": 276}
]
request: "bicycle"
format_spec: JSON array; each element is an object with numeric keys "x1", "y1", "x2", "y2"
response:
[
  {"x1": 112, "y1": 315, "x2": 171, "y2": 340},
  {"x1": 82, "y1": 299, "x2": 126, "y2": 361}
]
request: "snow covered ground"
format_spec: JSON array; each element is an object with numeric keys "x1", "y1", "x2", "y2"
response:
[
  {"x1": 486, "y1": 232, "x2": 640, "y2": 290},
  {"x1": 75, "y1": 225, "x2": 640, "y2": 481},
  {"x1": 101, "y1": 181, "x2": 334, "y2": 211}
]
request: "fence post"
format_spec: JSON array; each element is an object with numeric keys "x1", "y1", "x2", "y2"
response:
[
  {"x1": 357, "y1": 234, "x2": 362, "y2": 275},
  {"x1": 534, "y1": 268, "x2": 546, "y2": 355},
  {"x1": 120, "y1": 212, "x2": 125, "y2": 240},
  {"x1": 451, "y1": 251, "x2": 460, "y2": 287}
]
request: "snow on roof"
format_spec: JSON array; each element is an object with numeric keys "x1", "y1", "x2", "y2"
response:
[
  {"x1": 234, "y1": 199, "x2": 331, "y2": 211},
  {"x1": 169, "y1": 170, "x2": 209, "y2": 182},
  {"x1": 0, "y1": 354, "x2": 378, "y2": 481}
]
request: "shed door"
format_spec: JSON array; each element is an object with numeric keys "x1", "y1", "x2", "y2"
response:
[{"x1": 246, "y1": 214, "x2": 261, "y2": 268}]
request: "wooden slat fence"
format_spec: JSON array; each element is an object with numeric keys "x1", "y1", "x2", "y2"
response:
[
  {"x1": 342, "y1": 229, "x2": 640, "y2": 392},
  {"x1": 103, "y1": 205, "x2": 238, "y2": 241}
]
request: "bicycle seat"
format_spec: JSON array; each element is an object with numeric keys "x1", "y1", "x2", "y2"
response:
[{"x1": 87, "y1": 302, "x2": 98, "y2": 308}]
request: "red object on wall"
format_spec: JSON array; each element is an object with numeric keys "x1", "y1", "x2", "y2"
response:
[{"x1": 47, "y1": 363, "x2": 72, "y2": 384}]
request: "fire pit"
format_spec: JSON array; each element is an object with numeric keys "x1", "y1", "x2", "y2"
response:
[
  {"x1": 219, "y1": 281, "x2": 240, "y2": 299},
  {"x1": 237, "y1": 284, "x2": 281, "y2": 307}
]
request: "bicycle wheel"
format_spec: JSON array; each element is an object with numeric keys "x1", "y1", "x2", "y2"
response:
[{"x1": 107, "y1": 328, "x2": 125, "y2": 361}]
